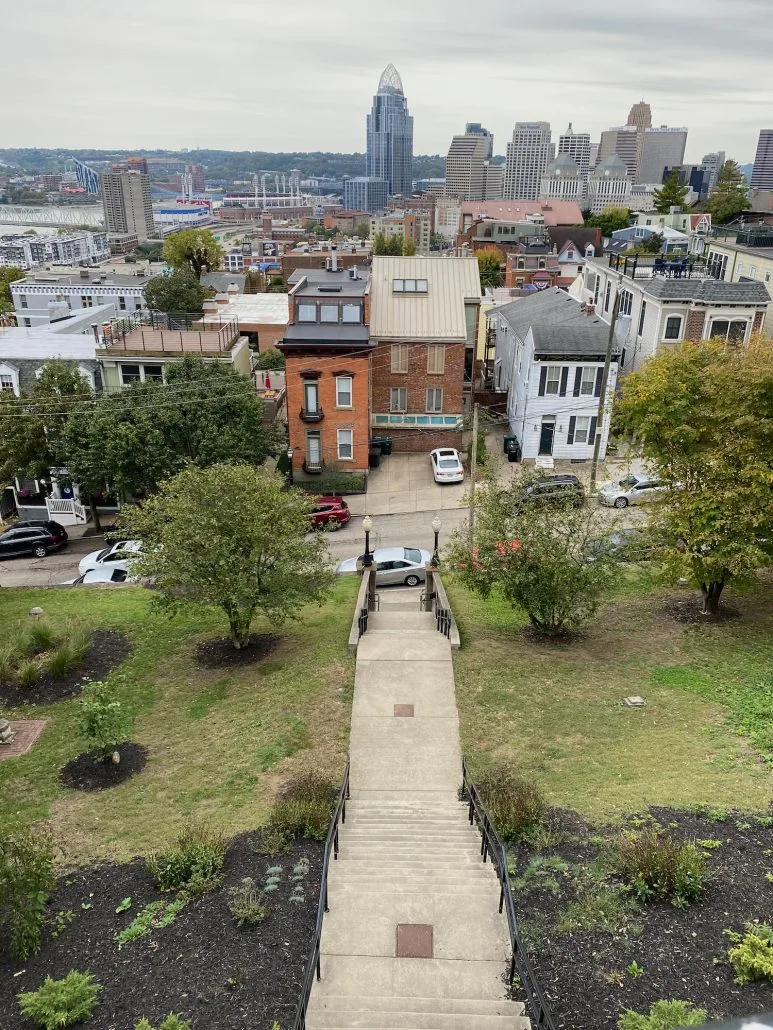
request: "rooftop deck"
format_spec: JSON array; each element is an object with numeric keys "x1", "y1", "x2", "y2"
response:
[
  {"x1": 98, "y1": 312, "x2": 241, "y2": 355},
  {"x1": 606, "y1": 253, "x2": 713, "y2": 281}
]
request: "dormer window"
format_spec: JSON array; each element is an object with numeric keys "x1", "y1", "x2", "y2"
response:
[
  {"x1": 393, "y1": 279, "x2": 428, "y2": 293},
  {"x1": 298, "y1": 303, "x2": 316, "y2": 322}
]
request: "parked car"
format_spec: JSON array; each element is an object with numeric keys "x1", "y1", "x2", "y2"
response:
[
  {"x1": 336, "y1": 546, "x2": 432, "y2": 587},
  {"x1": 597, "y1": 474, "x2": 670, "y2": 508},
  {"x1": 64, "y1": 568, "x2": 135, "y2": 586},
  {"x1": 308, "y1": 495, "x2": 351, "y2": 531},
  {"x1": 78, "y1": 539, "x2": 143, "y2": 576},
  {"x1": 507, "y1": 475, "x2": 585, "y2": 513},
  {"x1": 0, "y1": 520, "x2": 68, "y2": 559},
  {"x1": 583, "y1": 528, "x2": 659, "y2": 562},
  {"x1": 430, "y1": 448, "x2": 465, "y2": 484}
]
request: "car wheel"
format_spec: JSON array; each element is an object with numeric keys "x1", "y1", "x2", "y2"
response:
[
  {"x1": 32, "y1": 544, "x2": 48, "y2": 558},
  {"x1": 326, "y1": 517, "x2": 340, "y2": 532},
  {"x1": 613, "y1": 497, "x2": 629, "y2": 509},
  {"x1": 404, "y1": 574, "x2": 421, "y2": 587}
]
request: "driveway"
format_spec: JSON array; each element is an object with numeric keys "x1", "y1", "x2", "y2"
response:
[{"x1": 354, "y1": 453, "x2": 467, "y2": 516}]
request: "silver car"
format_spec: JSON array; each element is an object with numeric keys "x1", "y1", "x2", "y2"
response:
[
  {"x1": 336, "y1": 546, "x2": 432, "y2": 587},
  {"x1": 598, "y1": 474, "x2": 670, "y2": 508}
]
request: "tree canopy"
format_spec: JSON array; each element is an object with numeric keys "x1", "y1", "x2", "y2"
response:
[
  {"x1": 653, "y1": 172, "x2": 689, "y2": 214},
  {"x1": 706, "y1": 160, "x2": 751, "y2": 225},
  {"x1": 477, "y1": 246, "x2": 504, "y2": 289},
  {"x1": 584, "y1": 207, "x2": 631, "y2": 236},
  {"x1": 372, "y1": 232, "x2": 410, "y2": 256},
  {"x1": 161, "y1": 229, "x2": 224, "y2": 280},
  {"x1": 0, "y1": 266, "x2": 25, "y2": 315},
  {"x1": 123, "y1": 463, "x2": 334, "y2": 648},
  {"x1": 615, "y1": 339, "x2": 773, "y2": 614},
  {"x1": 143, "y1": 268, "x2": 210, "y2": 315}
]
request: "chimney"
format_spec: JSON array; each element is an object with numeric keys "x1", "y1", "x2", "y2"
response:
[
  {"x1": 585, "y1": 301, "x2": 596, "y2": 316},
  {"x1": 227, "y1": 282, "x2": 239, "y2": 296},
  {"x1": 331, "y1": 245, "x2": 338, "y2": 272}
]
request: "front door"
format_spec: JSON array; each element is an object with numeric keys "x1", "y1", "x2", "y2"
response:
[{"x1": 538, "y1": 419, "x2": 555, "y2": 456}]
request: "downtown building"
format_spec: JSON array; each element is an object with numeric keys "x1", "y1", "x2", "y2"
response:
[
  {"x1": 343, "y1": 176, "x2": 389, "y2": 213},
  {"x1": 443, "y1": 126, "x2": 493, "y2": 200},
  {"x1": 100, "y1": 170, "x2": 155, "y2": 243},
  {"x1": 503, "y1": 122, "x2": 554, "y2": 201},
  {"x1": 539, "y1": 154, "x2": 584, "y2": 204},
  {"x1": 637, "y1": 127, "x2": 688, "y2": 185},
  {"x1": 366, "y1": 64, "x2": 414, "y2": 198},
  {"x1": 751, "y1": 130, "x2": 773, "y2": 190}
]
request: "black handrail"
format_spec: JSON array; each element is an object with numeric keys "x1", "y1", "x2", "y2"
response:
[
  {"x1": 436, "y1": 607, "x2": 451, "y2": 638},
  {"x1": 358, "y1": 607, "x2": 368, "y2": 637},
  {"x1": 461, "y1": 758, "x2": 558, "y2": 1030},
  {"x1": 292, "y1": 755, "x2": 351, "y2": 1030}
]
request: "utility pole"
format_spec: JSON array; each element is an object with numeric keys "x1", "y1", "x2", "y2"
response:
[
  {"x1": 468, "y1": 402, "x2": 479, "y2": 552},
  {"x1": 590, "y1": 289, "x2": 621, "y2": 495}
]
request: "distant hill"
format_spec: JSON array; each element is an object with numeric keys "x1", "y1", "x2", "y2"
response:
[{"x1": 739, "y1": 163, "x2": 754, "y2": 183}]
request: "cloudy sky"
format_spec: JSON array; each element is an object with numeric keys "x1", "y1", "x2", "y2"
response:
[{"x1": 2, "y1": 0, "x2": 770, "y2": 161}]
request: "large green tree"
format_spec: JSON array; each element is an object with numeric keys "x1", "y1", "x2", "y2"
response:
[
  {"x1": 585, "y1": 207, "x2": 631, "y2": 236},
  {"x1": 0, "y1": 267, "x2": 25, "y2": 315},
  {"x1": 372, "y1": 232, "x2": 404, "y2": 256},
  {"x1": 143, "y1": 269, "x2": 209, "y2": 315},
  {"x1": 161, "y1": 229, "x2": 224, "y2": 280},
  {"x1": 477, "y1": 246, "x2": 504, "y2": 289},
  {"x1": 65, "y1": 356, "x2": 279, "y2": 501},
  {"x1": 615, "y1": 340, "x2": 773, "y2": 614},
  {"x1": 706, "y1": 160, "x2": 751, "y2": 225},
  {"x1": 123, "y1": 464, "x2": 334, "y2": 648},
  {"x1": 653, "y1": 172, "x2": 689, "y2": 214}
]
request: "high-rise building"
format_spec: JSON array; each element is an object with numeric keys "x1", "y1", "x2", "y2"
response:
[
  {"x1": 100, "y1": 170, "x2": 155, "y2": 241},
  {"x1": 127, "y1": 156, "x2": 148, "y2": 175},
  {"x1": 503, "y1": 122, "x2": 553, "y2": 201},
  {"x1": 444, "y1": 129, "x2": 491, "y2": 200},
  {"x1": 598, "y1": 126, "x2": 639, "y2": 182},
  {"x1": 558, "y1": 124, "x2": 591, "y2": 177},
  {"x1": 700, "y1": 151, "x2": 726, "y2": 193},
  {"x1": 185, "y1": 163, "x2": 205, "y2": 191},
  {"x1": 586, "y1": 156, "x2": 631, "y2": 215},
  {"x1": 343, "y1": 176, "x2": 389, "y2": 212},
  {"x1": 366, "y1": 64, "x2": 414, "y2": 198},
  {"x1": 464, "y1": 123, "x2": 494, "y2": 160},
  {"x1": 627, "y1": 101, "x2": 652, "y2": 132},
  {"x1": 482, "y1": 162, "x2": 504, "y2": 200},
  {"x1": 539, "y1": 154, "x2": 583, "y2": 203},
  {"x1": 751, "y1": 130, "x2": 773, "y2": 190},
  {"x1": 637, "y1": 127, "x2": 688, "y2": 184}
]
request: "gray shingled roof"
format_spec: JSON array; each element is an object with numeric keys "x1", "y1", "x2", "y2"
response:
[
  {"x1": 530, "y1": 324, "x2": 614, "y2": 356},
  {"x1": 495, "y1": 287, "x2": 610, "y2": 356},
  {"x1": 643, "y1": 279, "x2": 770, "y2": 304}
]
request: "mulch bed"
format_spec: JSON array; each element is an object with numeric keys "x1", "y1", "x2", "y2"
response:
[
  {"x1": 194, "y1": 633, "x2": 279, "y2": 669},
  {"x1": 0, "y1": 630, "x2": 132, "y2": 706},
  {"x1": 662, "y1": 595, "x2": 741, "y2": 625},
  {"x1": 59, "y1": 743, "x2": 148, "y2": 791},
  {"x1": 0, "y1": 831, "x2": 324, "y2": 1030},
  {"x1": 510, "y1": 806, "x2": 773, "y2": 1029}
]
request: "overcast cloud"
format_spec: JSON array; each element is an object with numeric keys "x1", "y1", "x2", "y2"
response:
[{"x1": 1, "y1": 0, "x2": 770, "y2": 161}]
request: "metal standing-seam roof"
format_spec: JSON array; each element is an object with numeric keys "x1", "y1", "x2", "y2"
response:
[{"x1": 369, "y1": 256, "x2": 482, "y2": 341}]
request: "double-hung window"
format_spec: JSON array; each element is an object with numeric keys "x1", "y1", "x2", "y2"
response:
[
  {"x1": 426, "y1": 388, "x2": 443, "y2": 413},
  {"x1": 619, "y1": 289, "x2": 633, "y2": 316},
  {"x1": 297, "y1": 302, "x2": 316, "y2": 322},
  {"x1": 638, "y1": 300, "x2": 647, "y2": 336},
  {"x1": 337, "y1": 429, "x2": 353, "y2": 460},
  {"x1": 604, "y1": 282, "x2": 611, "y2": 313},
  {"x1": 391, "y1": 343, "x2": 408, "y2": 373},
  {"x1": 0, "y1": 373, "x2": 16, "y2": 393},
  {"x1": 573, "y1": 416, "x2": 591, "y2": 444},
  {"x1": 664, "y1": 315, "x2": 682, "y2": 340},
  {"x1": 320, "y1": 303, "x2": 338, "y2": 323},
  {"x1": 390, "y1": 387, "x2": 407, "y2": 412},
  {"x1": 579, "y1": 367, "x2": 596, "y2": 395},
  {"x1": 342, "y1": 303, "x2": 361, "y2": 323},
  {"x1": 335, "y1": 375, "x2": 352, "y2": 408},
  {"x1": 427, "y1": 345, "x2": 445, "y2": 375},
  {"x1": 544, "y1": 365, "x2": 561, "y2": 396},
  {"x1": 303, "y1": 380, "x2": 320, "y2": 414}
]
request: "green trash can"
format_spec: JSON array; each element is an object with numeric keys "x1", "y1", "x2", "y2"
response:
[
  {"x1": 370, "y1": 436, "x2": 393, "y2": 456},
  {"x1": 503, "y1": 434, "x2": 518, "y2": 454}
]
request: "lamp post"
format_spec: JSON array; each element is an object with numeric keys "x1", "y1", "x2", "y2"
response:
[
  {"x1": 431, "y1": 515, "x2": 441, "y2": 567},
  {"x1": 287, "y1": 447, "x2": 294, "y2": 487},
  {"x1": 362, "y1": 515, "x2": 373, "y2": 567}
]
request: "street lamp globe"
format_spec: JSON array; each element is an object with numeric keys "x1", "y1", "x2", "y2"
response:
[
  {"x1": 362, "y1": 515, "x2": 373, "y2": 533},
  {"x1": 431, "y1": 515, "x2": 441, "y2": 534}
]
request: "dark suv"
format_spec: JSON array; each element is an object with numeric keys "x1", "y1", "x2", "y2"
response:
[
  {"x1": 0, "y1": 520, "x2": 68, "y2": 559},
  {"x1": 511, "y1": 475, "x2": 585, "y2": 513}
]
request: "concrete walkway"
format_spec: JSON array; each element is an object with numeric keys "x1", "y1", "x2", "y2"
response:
[{"x1": 306, "y1": 588, "x2": 529, "y2": 1030}]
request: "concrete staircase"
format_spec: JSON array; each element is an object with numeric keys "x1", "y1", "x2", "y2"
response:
[{"x1": 305, "y1": 586, "x2": 529, "y2": 1030}]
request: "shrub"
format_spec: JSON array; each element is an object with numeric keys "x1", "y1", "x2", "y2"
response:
[
  {"x1": 268, "y1": 773, "x2": 337, "y2": 842},
  {"x1": 0, "y1": 642, "x2": 21, "y2": 682},
  {"x1": 726, "y1": 922, "x2": 773, "y2": 984},
  {"x1": 147, "y1": 821, "x2": 228, "y2": 894},
  {"x1": 618, "y1": 1000, "x2": 707, "y2": 1029},
  {"x1": 227, "y1": 877, "x2": 268, "y2": 927},
  {"x1": 0, "y1": 828, "x2": 56, "y2": 960},
  {"x1": 17, "y1": 971, "x2": 101, "y2": 1030},
  {"x1": 64, "y1": 625, "x2": 90, "y2": 666},
  {"x1": 46, "y1": 643, "x2": 76, "y2": 679},
  {"x1": 25, "y1": 621, "x2": 58, "y2": 655},
  {"x1": 135, "y1": 1017, "x2": 192, "y2": 1030},
  {"x1": 17, "y1": 658, "x2": 41, "y2": 687},
  {"x1": 78, "y1": 680, "x2": 133, "y2": 762},
  {"x1": 474, "y1": 764, "x2": 545, "y2": 841},
  {"x1": 614, "y1": 829, "x2": 707, "y2": 905},
  {"x1": 255, "y1": 347, "x2": 285, "y2": 370}
]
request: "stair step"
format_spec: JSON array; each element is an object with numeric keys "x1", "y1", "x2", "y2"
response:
[
  {"x1": 307, "y1": 1012, "x2": 529, "y2": 1029},
  {"x1": 309, "y1": 997, "x2": 524, "y2": 1016}
]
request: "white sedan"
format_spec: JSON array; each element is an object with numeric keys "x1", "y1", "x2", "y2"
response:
[
  {"x1": 597, "y1": 474, "x2": 671, "y2": 508},
  {"x1": 63, "y1": 568, "x2": 136, "y2": 586},
  {"x1": 430, "y1": 448, "x2": 465, "y2": 484},
  {"x1": 78, "y1": 539, "x2": 143, "y2": 576}
]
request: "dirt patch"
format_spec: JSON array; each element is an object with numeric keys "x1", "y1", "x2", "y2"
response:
[
  {"x1": 194, "y1": 633, "x2": 280, "y2": 669},
  {"x1": 520, "y1": 625, "x2": 584, "y2": 647},
  {"x1": 509, "y1": 806, "x2": 773, "y2": 1030},
  {"x1": 0, "y1": 832, "x2": 323, "y2": 1030},
  {"x1": 59, "y1": 743, "x2": 148, "y2": 792},
  {"x1": 0, "y1": 630, "x2": 132, "y2": 707},
  {"x1": 662, "y1": 594, "x2": 741, "y2": 625}
]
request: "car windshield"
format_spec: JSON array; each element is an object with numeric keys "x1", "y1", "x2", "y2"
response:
[
  {"x1": 438, "y1": 459, "x2": 459, "y2": 469},
  {"x1": 618, "y1": 475, "x2": 640, "y2": 488},
  {"x1": 404, "y1": 548, "x2": 422, "y2": 564},
  {"x1": 95, "y1": 546, "x2": 112, "y2": 561}
]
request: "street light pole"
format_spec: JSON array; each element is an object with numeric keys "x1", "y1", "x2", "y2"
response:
[
  {"x1": 431, "y1": 515, "x2": 441, "y2": 567},
  {"x1": 287, "y1": 447, "x2": 294, "y2": 487},
  {"x1": 362, "y1": 515, "x2": 373, "y2": 567}
]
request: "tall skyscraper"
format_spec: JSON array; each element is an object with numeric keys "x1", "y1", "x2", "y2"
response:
[
  {"x1": 751, "y1": 130, "x2": 773, "y2": 190},
  {"x1": 503, "y1": 122, "x2": 553, "y2": 200},
  {"x1": 366, "y1": 64, "x2": 414, "y2": 198},
  {"x1": 700, "y1": 151, "x2": 726, "y2": 193},
  {"x1": 627, "y1": 101, "x2": 653, "y2": 132},
  {"x1": 100, "y1": 170, "x2": 155, "y2": 241},
  {"x1": 558, "y1": 124, "x2": 591, "y2": 177},
  {"x1": 464, "y1": 122, "x2": 494, "y2": 160},
  {"x1": 444, "y1": 127, "x2": 492, "y2": 200},
  {"x1": 598, "y1": 125, "x2": 640, "y2": 182},
  {"x1": 637, "y1": 127, "x2": 688, "y2": 184}
]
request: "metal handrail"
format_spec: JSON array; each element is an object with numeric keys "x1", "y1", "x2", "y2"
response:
[
  {"x1": 292, "y1": 755, "x2": 351, "y2": 1030},
  {"x1": 436, "y1": 607, "x2": 451, "y2": 638},
  {"x1": 461, "y1": 758, "x2": 558, "y2": 1030},
  {"x1": 358, "y1": 607, "x2": 368, "y2": 637}
]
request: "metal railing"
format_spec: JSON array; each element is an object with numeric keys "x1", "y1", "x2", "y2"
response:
[
  {"x1": 358, "y1": 607, "x2": 368, "y2": 637},
  {"x1": 292, "y1": 755, "x2": 351, "y2": 1030},
  {"x1": 436, "y1": 607, "x2": 451, "y2": 638},
  {"x1": 461, "y1": 759, "x2": 558, "y2": 1030}
]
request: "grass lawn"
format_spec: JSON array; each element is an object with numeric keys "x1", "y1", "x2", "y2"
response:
[
  {"x1": 448, "y1": 575, "x2": 773, "y2": 821},
  {"x1": 0, "y1": 579, "x2": 357, "y2": 864}
]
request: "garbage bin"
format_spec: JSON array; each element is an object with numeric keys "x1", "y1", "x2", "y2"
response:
[
  {"x1": 506, "y1": 437, "x2": 521, "y2": 463},
  {"x1": 503, "y1": 434, "x2": 518, "y2": 455},
  {"x1": 368, "y1": 446, "x2": 382, "y2": 469},
  {"x1": 370, "y1": 436, "x2": 393, "y2": 456}
]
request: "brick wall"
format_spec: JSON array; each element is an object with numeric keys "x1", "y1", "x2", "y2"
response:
[
  {"x1": 371, "y1": 341, "x2": 466, "y2": 416},
  {"x1": 684, "y1": 308, "x2": 706, "y2": 340},
  {"x1": 753, "y1": 309, "x2": 766, "y2": 334},
  {"x1": 386, "y1": 428, "x2": 463, "y2": 453}
]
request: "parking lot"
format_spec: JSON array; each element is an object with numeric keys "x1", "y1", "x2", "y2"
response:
[{"x1": 358, "y1": 452, "x2": 467, "y2": 516}]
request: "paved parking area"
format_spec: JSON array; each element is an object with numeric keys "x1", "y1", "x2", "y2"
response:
[
  {"x1": 0, "y1": 530, "x2": 104, "y2": 589},
  {"x1": 359, "y1": 453, "x2": 467, "y2": 516}
]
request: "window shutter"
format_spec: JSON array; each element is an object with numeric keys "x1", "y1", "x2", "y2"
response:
[
  {"x1": 559, "y1": 366, "x2": 568, "y2": 397},
  {"x1": 567, "y1": 416, "x2": 576, "y2": 445},
  {"x1": 589, "y1": 416, "x2": 598, "y2": 443},
  {"x1": 594, "y1": 367, "x2": 603, "y2": 397},
  {"x1": 573, "y1": 368, "x2": 582, "y2": 397},
  {"x1": 538, "y1": 366, "x2": 547, "y2": 396}
]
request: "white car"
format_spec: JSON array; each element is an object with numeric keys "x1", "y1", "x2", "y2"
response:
[
  {"x1": 336, "y1": 547, "x2": 432, "y2": 587},
  {"x1": 598, "y1": 474, "x2": 671, "y2": 508},
  {"x1": 63, "y1": 567, "x2": 136, "y2": 586},
  {"x1": 430, "y1": 448, "x2": 464, "y2": 484},
  {"x1": 78, "y1": 539, "x2": 143, "y2": 576}
]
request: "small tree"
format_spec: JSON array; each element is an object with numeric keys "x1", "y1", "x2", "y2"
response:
[
  {"x1": 123, "y1": 463, "x2": 334, "y2": 649},
  {"x1": 372, "y1": 232, "x2": 403, "y2": 256},
  {"x1": 477, "y1": 246, "x2": 504, "y2": 289},
  {"x1": 353, "y1": 221, "x2": 370, "y2": 239},
  {"x1": 706, "y1": 160, "x2": 751, "y2": 225},
  {"x1": 402, "y1": 238, "x2": 417, "y2": 256},
  {"x1": 448, "y1": 476, "x2": 620, "y2": 636},
  {"x1": 0, "y1": 828, "x2": 56, "y2": 960},
  {"x1": 161, "y1": 229, "x2": 223, "y2": 280},
  {"x1": 78, "y1": 681, "x2": 133, "y2": 763},
  {"x1": 585, "y1": 207, "x2": 631, "y2": 236},
  {"x1": 143, "y1": 269, "x2": 209, "y2": 315},
  {"x1": 653, "y1": 172, "x2": 689, "y2": 214},
  {"x1": 255, "y1": 347, "x2": 285, "y2": 370},
  {"x1": 0, "y1": 266, "x2": 25, "y2": 314}
]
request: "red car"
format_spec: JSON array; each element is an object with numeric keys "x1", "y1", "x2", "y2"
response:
[{"x1": 308, "y1": 496, "x2": 351, "y2": 531}]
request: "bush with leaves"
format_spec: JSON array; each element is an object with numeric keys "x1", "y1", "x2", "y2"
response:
[
  {"x1": 17, "y1": 971, "x2": 101, "y2": 1030},
  {"x1": 267, "y1": 772, "x2": 337, "y2": 843},
  {"x1": 0, "y1": 828, "x2": 56, "y2": 960},
  {"x1": 135, "y1": 1017, "x2": 192, "y2": 1030},
  {"x1": 255, "y1": 347, "x2": 285, "y2": 370},
  {"x1": 147, "y1": 821, "x2": 228, "y2": 894},
  {"x1": 474, "y1": 764, "x2": 545, "y2": 841},
  {"x1": 227, "y1": 877, "x2": 268, "y2": 927},
  {"x1": 614, "y1": 829, "x2": 707, "y2": 905},
  {"x1": 725, "y1": 922, "x2": 773, "y2": 984},
  {"x1": 78, "y1": 680, "x2": 133, "y2": 763},
  {"x1": 618, "y1": 999, "x2": 707, "y2": 1030}
]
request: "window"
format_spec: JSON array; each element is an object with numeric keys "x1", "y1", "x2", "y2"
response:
[
  {"x1": 517, "y1": 258, "x2": 525, "y2": 270},
  {"x1": 394, "y1": 278, "x2": 427, "y2": 293},
  {"x1": 538, "y1": 258, "x2": 547, "y2": 269},
  {"x1": 709, "y1": 319, "x2": 748, "y2": 343},
  {"x1": 390, "y1": 387, "x2": 407, "y2": 412},
  {"x1": 573, "y1": 416, "x2": 591, "y2": 444},
  {"x1": 303, "y1": 380, "x2": 320, "y2": 414},
  {"x1": 337, "y1": 429, "x2": 353, "y2": 460},
  {"x1": 638, "y1": 300, "x2": 647, "y2": 336},
  {"x1": 23, "y1": 318, "x2": 31, "y2": 327},
  {"x1": 749, "y1": 265, "x2": 758, "y2": 279},
  {"x1": 298, "y1": 302, "x2": 316, "y2": 322},
  {"x1": 0, "y1": 374, "x2": 15, "y2": 393},
  {"x1": 619, "y1": 289, "x2": 633, "y2": 316},
  {"x1": 604, "y1": 282, "x2": 611, "y2": 313},
  {"x1": 664, "y1": 315, "x2": 682, "y2": 340},
  {"x1": 342, "y1": 303, "x2": 361, "y2": 323},
  {"x1": 320, "y1": 303, "x2": 339, "y2": 323},
  {"x1": 391, "y1": 343, "x2": 408, "y2": 373},
  {"x1": 335, "y1": 375, "x2": 352, "y2": 408},
  {"x1": 143, "y1": 365, "x2": 163, "y2": 381},
  {"x1": 580, "y1": 367, "x2": 596, "y2": 395},
  {"x1": 544, "y1": 365, "x2": 561, "y2": 396},
  {"x1": 594, "y1": 275, "x2": 600, "y2": 304},
  {"x1": 120, "y1": 364, "x2": 141, "y2": 385},
  {"x1": 120, "y1": 364, "x2": 163, "y2": 386},
  {"x1": 426, "y1": 388, "x2": 443, "y2": 412},
  {"x1": 81, "y1": 295, "x2": 93, "y2": 307},
  {"x1": 118, "y1": 296, "x2": 126, "y2": 311},
  {"x1": 427, "y1": 345, "x2": 445, "y2": 375},
  {"x1": 306, "y1": 431, "x2": 322, "y2": 467},
  {"x1": 567, "y1": 250, "x2": 575, "y2": 260},
  {"x1": 393, "y1": 279, "x2": 404, "y2": 292},
  {"x1": 19, "y1": 295, "x2": 27, "y2": 309}
]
